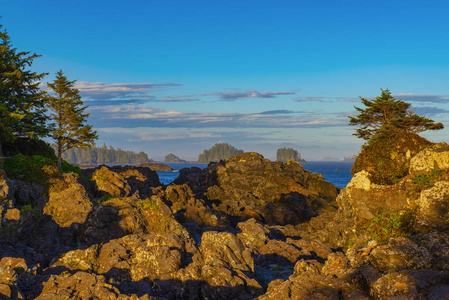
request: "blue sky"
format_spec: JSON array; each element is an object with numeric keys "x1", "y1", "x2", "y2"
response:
[{"x1": 2, "y1": 0, "x2": 449, "y2": 160}]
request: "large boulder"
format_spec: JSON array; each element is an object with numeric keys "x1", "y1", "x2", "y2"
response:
[
  {"x1": 85, "y1": 165, "x2": 161, "y2": 198},
  {"x1": 409, "y1": 143, "x2": 449, "y2": 177},
  {"x1": 43, "y1": 174, "x2": 93, "y2": 227},
  {"x1": 80, "y1": 195, "x2": 191, "y2": 245},
  {"x1": 178, "y1": 152, "x2": 339, "y2": 226},
  {"x1": 337, "y1": 170, "x2": 410, "y2": 223},
  {"x1": 91, "y1": 166, "x2": 132, "y2": 197},
  {"x1": 163, "y1": 184, "x2": 227, "y2": 228},
  {"x1": 417, "y1": 181, "x2": 449, "y2": 230}
]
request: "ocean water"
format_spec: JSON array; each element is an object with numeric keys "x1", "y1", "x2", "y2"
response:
[{"x1": 157, "y1": 161, "x2": 354, "y2": 188}]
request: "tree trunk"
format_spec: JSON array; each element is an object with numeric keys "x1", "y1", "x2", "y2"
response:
[{"x1": 57, "y1": 140, "x2": 62, "y2": 170}]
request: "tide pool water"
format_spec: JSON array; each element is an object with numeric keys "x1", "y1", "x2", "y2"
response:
[{"x1": 157, "y1": 161, "x2": 354, "y2": 188}]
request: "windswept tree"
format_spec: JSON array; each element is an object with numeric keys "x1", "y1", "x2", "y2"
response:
[
  {"x1": 0, "y1": 23, "x2": 48, "y2": 161},
  {"x1": 349, "y1": 89, "x2": 444, "y2": 185},
  {"x1": 348, "y1": 88, "x2": 444, "y2": 140},
  {"x1": 46, "y1": 70, "x2": 98, "y2": 169}
]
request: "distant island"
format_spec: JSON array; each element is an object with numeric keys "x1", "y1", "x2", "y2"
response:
[
  {"x1": 341, "y1": 155, "x2": 357, "y2": 162},
  {"x1": 164, "y1": 153, "x2": 187, "y2": 163},
  {"x1": 276, "y1": 147, "x2": 306, "y2": 163},
  {"x1": 198, "y1": 143, "x2": 244, "y2": 163},
  {"x1": 62, "y1": 143, "x2": 151, "y2": 166}
]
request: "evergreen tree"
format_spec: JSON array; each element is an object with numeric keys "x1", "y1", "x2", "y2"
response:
[
  {"x1": 349, "y1": 89, "x2": 444, "y2": 140},
  {"x1": 46, "y1": 70, "x2": 98, "y2": 169},
  {"x1": 0, "y1": 23, "x2": 48, "y2": 161}
]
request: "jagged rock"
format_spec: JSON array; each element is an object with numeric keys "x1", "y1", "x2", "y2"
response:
[
  {"x1": 259, "y1": 257, "x2": 362, "y2": 300},
  {"x1": 34, "y1": 271, "x2": 153, "y2": 299},
  {"x1": 369, "y1": 237, "x2": 432, "y2": 271},
  {"x1": 199, "y1": 153, "x2": 338, "y2": 226},
  {"x1": 43, "y1": 174, "x2": 93, "y2": 227},
  {"x1": 91, "y1": 166, "x2": 132, "y2": 197},
  {"x1": 337, "y1": 170, "x2": 409, "y2": 223},
  {"x1": 80, "y1": 195, "x2": 191, "y2": 245},
  {"x1": 369, "y1": 269, "x2": 449, "y2": 299},
  {"x1": 0, "y1": 172, "x2": 14, "y2": 226},
  {"x1": 53, "y1": 233, "x2": 195, "y2": 283},
  {"x1": 108, "y1": 166, "x2": 161, "y2": 196},
  {"x1": 11, "y1": 180, "x2": 46, "y2": 209},
  {"x1": 84, "y1": 165, "x2": 161, "y2": 198},
  {"x1": 409, "y1": 143, "x2": 449, "y2": 177},
  {"x1": 163, "y1": 184, "x2": 227, "y2": 228},
  {"x1": 172, "y1": 166, "x2": 206, "y2": 196},
  {"x1": 417, "y1": 181, "x2": 449, "y2": 230},
  {"x1": 199, "y1": 231, "x2": 263, "y2": 299},
  {"x1": 0, "y1": 257, "x2": 26, "y2": 300}
]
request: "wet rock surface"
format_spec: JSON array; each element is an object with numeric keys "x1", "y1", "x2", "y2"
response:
[{"x1": 1, "y1": 150, "x2": 449, "y2": 299}]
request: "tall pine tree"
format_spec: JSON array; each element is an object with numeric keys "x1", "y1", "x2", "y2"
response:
[
  {"x1": 0, "y1": 23, "x2": 48, "y2": 162},
  {"x1": 46, "y1": 70, "x2": 98, "y2": 169}
]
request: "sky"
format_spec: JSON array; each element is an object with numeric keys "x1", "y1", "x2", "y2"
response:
[{"x1": 2, "y1": 0, "x2": 449, "y2": 161}]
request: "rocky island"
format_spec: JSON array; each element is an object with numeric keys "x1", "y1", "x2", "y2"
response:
[{"x1": 1, "y1": 143, "x2": 449, "y2": 299}]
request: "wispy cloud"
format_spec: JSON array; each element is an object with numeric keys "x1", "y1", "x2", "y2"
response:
[
  {"x1": 294, "y1": 96, "x2": 328, "y2": 102},
  {"x1": 259, "y1": 110, "x2": 297, "y2": 115},
  {"x1": 157, "y1": 95, "x2": 202, "y2": 102},
  {"x1": 393, "y1": 94, "x2": 449, "y2": 104},
  {"x1": 414, "y1": 106, "x2": 449, "y2": 116},
  {"x1": 202, "y1": 89, "x2": 297, "y2": 101},
  {"x1": 96, "y1": 128, "x2": 222, "y2": 141},
  {"x1": 89, "y1": 105, "x2": 347, "y2": 129},
  {"x1": 294, "y1": 96, "x2": 359, "y2": 103},
  {"x1": 75, "y1": 82, "x2": 181, "y2": 100}
]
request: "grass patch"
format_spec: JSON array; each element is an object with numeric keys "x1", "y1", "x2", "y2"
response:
[
  {"x1": 356, "y1": 208, "x2": 416, "y2": 244},
  {"x1": 408, "y1": 169, "x2": 449, "y2": 199}
]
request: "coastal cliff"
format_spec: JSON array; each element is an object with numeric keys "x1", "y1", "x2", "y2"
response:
[{"x1": 1, "y1": 147, "x2": 449, "y2": 299}]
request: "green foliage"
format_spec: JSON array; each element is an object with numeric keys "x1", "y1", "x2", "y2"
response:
[
  {"x1": 198, "y1": 143, "x2": 244, "y2": 163},
  {"x1": 62, "y1": 143, "x2": 150, "y2": 165},
  {"x1": 351, "y1": 131, "x2": 431, "y2": 185},
  {"x1": 276, "y1": 147, "x2": 303, "y2": 163},
  {"x1": 4, "y1": 154, "x2": 56, "y2": 183},
  {"x1": 0, "y1": 23, "x2": 48, "y2": 157},
  {"x1": 46, "y1": 70, "x2": 98, "y2": 169},
  {"x1": 60, "y1": 159, "x2": 81, "y2": 175},
  {"x1": 4, "y1": 153, "x2": 81, "y2": 183},
  {"x1": 357, "y1": 208, "x2": 416, "y2": 244},
  {"x1": 349, "y1": 89, "x2": 444, "y2": 140},
  {"x1": 409, "y1": 169, "x2": 449, "y2": 198}
]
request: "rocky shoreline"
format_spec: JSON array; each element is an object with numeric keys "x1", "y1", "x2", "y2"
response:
[{"x1": 1, "y1": 148, "x2": 449, "y2": 299}]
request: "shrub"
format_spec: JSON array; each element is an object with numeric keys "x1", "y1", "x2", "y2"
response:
[
  {"x1": 61, "y1": 159, "x2": 81, "y2": 175},
  {"x1": 351, "y1": 131, "x2": 432, "y2": 185},
  {"x1": 4, "y1": 154, "x2": 57, "y2": 184},
  {"x1": 4, "y1": 154, "x2": 80, "y2": 184}
]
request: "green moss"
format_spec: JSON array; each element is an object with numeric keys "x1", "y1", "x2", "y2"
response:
[{"x1": 352, "y1": 131, "x2": 431, "y2": 185}]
